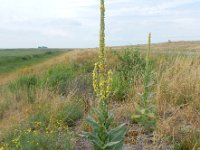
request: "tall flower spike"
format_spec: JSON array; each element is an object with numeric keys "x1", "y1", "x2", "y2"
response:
[
  {"x1": 148, "y1": 33, "x2": 151, "y2": 52},
  {"x1": 100, "y1": 0, "x2": 105, "y2": 62},
  {"x1": 146, "y1": 32, "x2": 151, "y2": 63},
  {"x1": 83, "y1": 1, "x2": 127, "y2": 149},
  {"x1": 92, "y1": 0, "x2": 113, "y2": 101}
]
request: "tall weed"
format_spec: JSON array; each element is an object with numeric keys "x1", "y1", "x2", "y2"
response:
[{"x1": 132, "y1": 33, "x2": 156, "y2": 132}]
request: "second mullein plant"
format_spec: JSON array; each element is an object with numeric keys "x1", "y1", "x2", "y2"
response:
[
  {"x1": 131, "y1": 33, "x2": 156, "y2": 132},
  {"x1": 82, "y1": 0, "x2": 127, "y2": 150}
]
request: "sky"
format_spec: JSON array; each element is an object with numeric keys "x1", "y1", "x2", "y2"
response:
[{"x1": 0, "y1": 0, "x2": 200, "y2": 48}]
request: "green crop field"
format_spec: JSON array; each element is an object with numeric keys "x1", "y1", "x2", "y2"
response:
[{"x1": 0, "y1": 49, "x2": 69, "y2": 74}]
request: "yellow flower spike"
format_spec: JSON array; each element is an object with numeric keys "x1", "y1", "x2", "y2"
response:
[
  {"x1": 93, "y1": 63, "x2": 113, "y2": 101},
  {"x1": 92, "y1": 0, "x2": 113, "y2": 103}
]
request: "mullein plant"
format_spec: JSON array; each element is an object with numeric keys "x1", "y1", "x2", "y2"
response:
[
  {"x1": 82, "y1": 0, "x2": 127, "y2": 149},
  {"x1": 132, "y1": 33, "x2": 156, "y2": 132}
]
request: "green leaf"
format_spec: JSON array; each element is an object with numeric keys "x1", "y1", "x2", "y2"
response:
[
  {"x1": 108, "y1": 124, "x2": 127, "y2": 142},
  {"x1": 106, "y1": 115, "x2": 114, "y2": 129},
  {"x1": 82, "y1": 131, "x2": 102, "y2": 148},
  {"x1": 91, "y1": 139, "x2": 102, "y2": 149},
  {"x1": 85, "y1": 116, "x2": 99, "y2": 130},
  {"x1": 103, "y1": 141, "x2": 120, "y2": 149}
]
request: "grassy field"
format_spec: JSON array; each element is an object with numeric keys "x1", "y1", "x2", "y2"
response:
[
  {"x1": 0, "y1": 49, "x2": 69, "y2": 74},
  {"x1": 0, "y1": 41, "x2": 199, "y2": 150}
]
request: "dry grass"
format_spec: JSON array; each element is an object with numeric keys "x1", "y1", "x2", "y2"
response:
[
  {"x1": 154, "y1": 56, "x2": 200, "y2": 149},
  {"x1": 112, "y1": 41, "x2": 200, "y2": 52},
  {"x1": 0, "y1": 88, "x2": 79, "y2": 139},
  {"x1": 109, "y1": 52, "x2": 200, "y2": 149},
  {"x1": 1, "y1": 43, "x2": 200, "y2": 149}
]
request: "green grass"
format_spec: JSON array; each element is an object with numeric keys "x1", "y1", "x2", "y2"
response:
[{"x1": 0, "y1": 49, "x2": 69, "y2": 74}]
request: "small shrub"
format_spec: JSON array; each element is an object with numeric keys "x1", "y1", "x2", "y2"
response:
[
  {"x1": 43, "y1": 64, "x2": 77, "y2": 95},
  {"x1": 111, "y1": 73, "x2": 129, "y2": 100},
  {"x1": 116, "y1": 49, "x2": 146, "y2": 82},
  {"x1": 28, "y1": 111, "x2": 50, "y2": 130},
  {"x1": 42, "y1": 60, "x2": 94, "y2": 95},
  {"x1": 9, "y1": 75, "x2": 39, "y2": 103},
  {"x1": 112, "y1": 49, "x2": 146, "y2": 100}
]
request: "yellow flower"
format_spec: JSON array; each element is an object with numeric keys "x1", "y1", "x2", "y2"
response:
[
  {"x1": 93, "y1": 60, "x2": 113, "y2": 101},
  {"x1": 12, "y1": 138, "x2": 19, "y2": 144},
  {"x1": 0, "y1": 147, "x2": 4, "y2": 150},
  {"x1": 106, "y1": 70, "x2": 113, "y2": 95},
  {"x1": 27, "y1": 128, "x2": 32, "y2": 133}
]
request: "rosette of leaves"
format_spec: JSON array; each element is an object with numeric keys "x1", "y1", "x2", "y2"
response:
[
  {"x1": 132, "y1": 102, "x2": 156, "y2": 132},
  {"x1": 82, "y1": 101, "x2": 127, "y2": 150}
]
